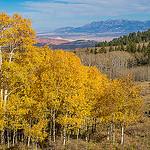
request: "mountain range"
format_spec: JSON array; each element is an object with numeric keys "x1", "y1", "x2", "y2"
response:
[
  {"x1": 53, "y1": 19, "x2": 150, "y2": 37},
  {"x1": 36, "y1": 19, "x2": 150, "y2": 50}
]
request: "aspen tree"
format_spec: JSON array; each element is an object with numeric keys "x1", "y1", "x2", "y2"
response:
[{"x1": 0, "y1": 12, "x2": 36, "y2": 145}]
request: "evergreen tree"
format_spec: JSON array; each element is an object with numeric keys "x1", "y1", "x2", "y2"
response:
[
  {"x1": 109, "y1": 46, "x2": 114, "y2": 52},
  {"x1": 117, "y1": 45, "x2": 121, "y2": 51},
  {"x1": 94, "y1": 47, "x2": 98, "y2": 54},
  {"x1": 137, "y1": 44, "x2": 141, "y2": 53},
  {"x1": 137, "y1": 31, "x2": 141, "y2": 38},
  {"x1": 86, "y1": 47, "x2": 89, "y2": 54},
  {"x1": 90, "y1": 48, "x2": 93, "y2": 54},
  {"x1": 126, "y1": 45, "x2": 131, "y2": 53},
  {"x1": 98, "y1": 29, "x2": 150, "y2": 47},
  {"x1": 142, "y1": 44, "x2": 147, "y2": 52},
  {"x1": 121, "y1": 44, "x2": 125, "y2": 51},
  {"x1": 130, "y1": 42, "x2": 137, "y2": 53},
  {"x1": 100, "y1": 47, "x2": 106, "y2": 53},
  {"x1": 146, "y1": 42, "x2": 150, "y2": 63}
]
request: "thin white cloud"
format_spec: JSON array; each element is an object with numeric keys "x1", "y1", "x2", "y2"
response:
[
  {"x1": 21, "y1": 0, "x2": 150, "y2": 17},
  {"x1": 18, "y1": 0, "x2": 150, "y2": 30}
]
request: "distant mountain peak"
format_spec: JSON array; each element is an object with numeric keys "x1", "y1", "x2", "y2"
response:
[
  {"x1": 54, "y1": 26, "x2": 74, "y2": 33},
  {"x1": 53, "y1": 19, "x2": 150, "y2": 36}
]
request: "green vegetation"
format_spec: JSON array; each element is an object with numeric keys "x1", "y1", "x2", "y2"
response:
[
  {"x1": 96, "y1": 29, "x2": 150, "y2": 46},
  {"x1": 94, "y1": 30, "x2": 150, "y2": 65}
]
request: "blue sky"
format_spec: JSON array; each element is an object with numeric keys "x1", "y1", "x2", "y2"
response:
[{"x1": 1, "y1": 0, "x2": 150, "y2": 32}]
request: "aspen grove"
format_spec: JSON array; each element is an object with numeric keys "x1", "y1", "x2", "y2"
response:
[{"x1": 0, "y1": 13, "x2": 142, "y2": 149}]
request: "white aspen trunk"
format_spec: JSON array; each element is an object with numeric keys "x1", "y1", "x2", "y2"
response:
[
  {"x1": 1, "y1": 130, "x2": 5, "y2": 145},
  {"x1": 0, "y1": 46, "x2": 3, "y2": 102},
  {"x1": 4, "y1": 50, "x2": 13, "y2": 108},
  {"x1": 15, "y1": 130, "x2": 18, "y2": 144},
  {"x1": 77, "y1": 129, "x2": 79, "y2": 143},
  {"x1": 94, "y1": 118, "x2": 97, "y2": 132},
  {"x1": 63, "y1": 127, "x2": 66, "y2": 146},
  {"x1": 121, "y1": 126, "x2": 124, "y2": 144},
  {"x1": 61, "y1": 127, "x2": 63, "y2": 141},
  {"x1": 63, "y1": 111, "x2": 68, "y2": 146},
  {"x1": 28, "y1": 118, "x2": 31, "y2": 147},
  {"x1": 49, "y1": 108, "x2": 52, "y2": 145},
  {"x1": 53, "y1": 108, "x2": 55, "y2": 142},
  {"x1": 111, "y1": 123, "x2": 112, "y2": 133},
  {"x1": 68, "y1": 132, "x2": 70, "y2": 143},
  {"x1": 49, "y1": 122, "x2": 52, "y2": 145},
  {"x1": 85, "y1": 119, "x2": 88, "y2": 143},
  {"x1": 76, "y1": 128, "x2": 79, "y2": 149},
  {"x1": 13, "y1": 129, "x2": 15, "y2": 146},
  {"x1": 32, "y1": 139, "x2": 34, "y2": 150},
  {"x1": 110, "y1": 123, "x2": 113, "y2": 142},
  {"x1": 0, "y1": 46, "x2": 4, "y2": 146},
  {"x1": 7, "y1": 129, "x2": 9, "y2": 148},
  {"x1": 92, "y1": 118, "x2": 94, "y2": 133},
  {"x1": 18, "y1": 129, "x2": 20, "y2": 141},
  {"x1": 107, "y1": 125, "x2": 110, "y2": 140},
  {"x1": 4, "y1": 50, "x2": 13, "y2": 112},
  {"x1": 113, "y1": 123, "x2": 115, "y2": 145},
  {"x1": 4, "y1": 89, "x2": 7, "y2": 108},
  {"x1": 28, "y1": 135, "x2": 30, "y2": 147},
  {"x1": 35, "y1": 141, "x2": 37, "y2": 150}
]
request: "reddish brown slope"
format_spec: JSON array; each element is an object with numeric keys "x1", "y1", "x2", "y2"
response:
[{"x1": 35, "y1": 38, "x2": 69, "y2": 45}]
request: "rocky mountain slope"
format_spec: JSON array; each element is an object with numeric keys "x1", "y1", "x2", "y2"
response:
[{"x1": 54, "y1": 19, "x2": 150, "y2": 36}]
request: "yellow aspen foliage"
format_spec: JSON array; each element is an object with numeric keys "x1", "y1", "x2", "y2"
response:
[
  {"x1": 98, "y1": 75, "x2": 142, "y2": 126},
  {"x1": 0, "y1": 12, "x2": 144, "y2": 147}
]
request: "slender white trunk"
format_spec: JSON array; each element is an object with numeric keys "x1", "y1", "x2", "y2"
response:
[
  {"x1": 0, "y1": 46, "x2": 3, "y2": 102},
  {"x1": 53, "y1": 108, "x2": 55, "y2": 142},
  {"x1": 61, "y1": 127, "x2": 63, "y2": 141},
  {"x1": 85, "y1": 119, "x2": 88, "y2": 143},
  {"x1": 0, "y1": 47, "x2": 4, "y2": 146},
  {"x1": 4, "y1": 50, "x2": 13, "y2": 107},
  {"x1": 15, "y1": 131, "x2": 17, "y2": 144},
  {"x1": 121, "y1": 126, "x2": 124, "y2": 144},
  {"x1": 35, "y1": 141, "x2": 37, "y2": 150},
  {"x1": 107, "y1": 125, "x2": 110, "y2": 140},
  {"x1": 32, "y1": 139, "x2": 34, "y2": 149},
  {"x1": 94, "y1": 118, "x2": 97, "y2": 132},
  {"x1": 7, "y1": 129, "x2": 9, "y2": 148},
  {"x1": 13, "y1": 129, "x2": 15, "y2": 146},
  {"x1": 76, "y1": 128, "x2": 79, "y2": 149},
  {"x1": 49, "y1": 108, "x2": 52, "y2": 145},
  {"x1": 28, "y1": 118, "x2": 31, "y2": 147},
  {"x1": 113, "y1": 123, "x2": 115, "y2": 144},
  {"x1": 18, "y1": 130, "x2": 20, "y2": 141},
  {"x1": 92, "y1": 118, "x2": 94, "y2": 133},
  {"x1": 63, "y1": 127, "x2": 66, "y2": 145},
  {"x1": 68, "y1": 132, "x2": 70, "y2": 143},
  {"x1": 4, "y1": 89, "x2": 7, "y2": 108},
  {"x1": 28, "y1": 135, "x2": 30, "y2": 147},
  {"x1": 77, "y1": 129, "x2": 79, "y2": 143},
  {"x1": 1, "y1": 130, "x2": 4, "y2": 145}
]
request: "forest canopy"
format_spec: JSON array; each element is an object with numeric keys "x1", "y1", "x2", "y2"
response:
[{"x1": 0, "y1": 12, "x2": 143, "y2": 149}]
